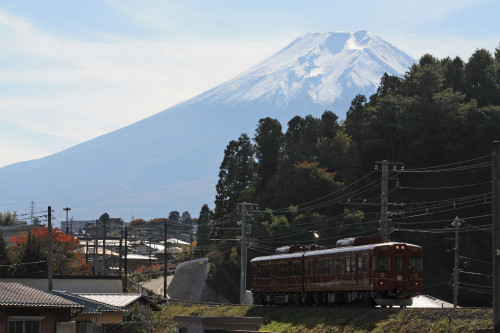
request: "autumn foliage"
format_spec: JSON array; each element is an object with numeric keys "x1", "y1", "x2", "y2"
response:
[{"x1": 8, "y1": 227, "x2": 90, "y2": 275}]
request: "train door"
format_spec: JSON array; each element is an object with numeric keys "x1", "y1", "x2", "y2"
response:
[
  {"x1": 395, "y1": 254, "x2": 405, "y2": 284},
  {"x1": 304, "y1": 258, "x2": 314, "y2": 289}
]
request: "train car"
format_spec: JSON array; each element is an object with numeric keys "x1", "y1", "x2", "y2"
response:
[{"x1": 250, "y1": 238, "x2": 423, "y2": 307}]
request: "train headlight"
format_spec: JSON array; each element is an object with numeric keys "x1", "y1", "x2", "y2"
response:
[
  {"x1": 395, "y1": 245, "x2": 400, "y2": 250},
  {"x1": 379, "y1": 281, "x2": 384, "y2": 285},
  {"x1": 401, "y1": 245, "x2": 405, "y2": 250}
]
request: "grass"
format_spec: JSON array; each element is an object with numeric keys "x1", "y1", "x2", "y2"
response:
[{"x1": 155, "y1": 302, "x2": 493, "y2": 333}]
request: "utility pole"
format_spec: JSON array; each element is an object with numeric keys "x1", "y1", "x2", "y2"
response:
[
  {"x1": 240, "y1": 202, "x2": 258, "y2": 305},
  {"x1": 189, "y1": 219, "x2": 193, "y2": 260},
  {"x1": 47, "y1": 206, "x2": 53, "y2": 291},
  {"x1": 381, "y1": 160, "x2": 389, "y2": 242},
  {"x1": 102, "y1": 217, "x2": 107, "y2": 275},
  {"x1": 452, "y1": 216, "x2": 462, "y2": 308},
  {"x1": 164, "y1": 219, "x2": 169, "y2": 305},
  {"x1": 124, "y1": 226, "x2": 128, "y2": 292},
  {"x1": 493, "y1": 141, "x2": 500, "y2": 331},
  {"x1": 376, "y1": 160, "x2": 404, "y2": 242},
  {"x1": 63, "y1": 207, "x2": 71, "y2": 234},
  {"x1": 30, "y1": 201, "x2": 35, "y2": 225},
  {"x1": 93, "y1": 220, "x2": 98, "y2": 275},
  {"x1": 118, "y1": 235, "x2": 123, "y2": 277}
]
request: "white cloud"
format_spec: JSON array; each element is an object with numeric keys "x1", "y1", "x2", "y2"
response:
[{"x1": 0, "y1": 9, "x2": 286, "y2": 167}]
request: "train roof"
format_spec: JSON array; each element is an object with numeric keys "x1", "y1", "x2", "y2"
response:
[
  {"x1": 250, "y1": 251, "x2": 306, "y2": 263},
  {"x1": 250, "y1": 242, "x2": 422, "y2": 263}
]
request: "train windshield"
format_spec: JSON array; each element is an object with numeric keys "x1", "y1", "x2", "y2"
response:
[
  {"x1": 408, "y1": 256, "x2": 423, "y2": 272},
  {"x1": 373, "y1": 256, "x2": 392, "y2": 272}
]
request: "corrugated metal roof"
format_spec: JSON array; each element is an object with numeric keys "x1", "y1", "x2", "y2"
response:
[
  {"x1": 52, "y1": 290, "x2": 127, "y2": 314},
  {"x1": 77, "y1": 293, "x2": 143, "y2": 308},
  {"x1": 0, "y1": 282, "x2": 82, "y2": 308}
]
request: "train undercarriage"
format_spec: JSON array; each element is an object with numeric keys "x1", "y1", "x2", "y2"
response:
[{"x1": 252, "y1": 289, "x2": 417, "y2": 308}]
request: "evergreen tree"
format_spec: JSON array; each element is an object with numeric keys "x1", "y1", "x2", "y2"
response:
[
  {"x1": 180, "y1": 211, "x2": 193, "y2": 236},
  {"x1": 0, "y1": 212, "x2": 16, "y2": 226},
  {"x1": 214, "y1": 133, "x2": 255, "y2": 218},
  {"x1": 465, "y1": 48, "x2": 500, "y2": 107},
  {"x1": 254, "y1": 118, "x2": 282, "y2": 197},
  {"x1": 442, "y1": 56, "x2": 466, "y2": 92},
  {"x1": 319, "y1": 110, "x2": 340, "y2": 140},
  {"x1": 195, "y1": 204, "x2": 212, "y2": 257},
  {"x1": 168, "y1": 211, "x2": 180, "y2": 223}
]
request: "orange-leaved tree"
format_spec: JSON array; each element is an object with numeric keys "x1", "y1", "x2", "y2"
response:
[{"x1": 9, "y1": 227, "x2": 90, "y2": 275}]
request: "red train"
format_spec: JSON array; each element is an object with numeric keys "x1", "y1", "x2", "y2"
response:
[{"x1": 250, "y1": 237, "x2": 423, "y2": 307}]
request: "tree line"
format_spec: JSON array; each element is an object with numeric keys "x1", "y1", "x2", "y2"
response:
[{"x1": 194, "y1": 43, "x2": 500, "y2": 305}]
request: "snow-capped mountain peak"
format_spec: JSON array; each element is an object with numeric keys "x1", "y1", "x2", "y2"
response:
[{"x1": 191, "y1": 31, "x2": 414, "y2": 113}]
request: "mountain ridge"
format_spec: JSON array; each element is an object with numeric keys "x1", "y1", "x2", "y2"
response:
[{"x1": 0, "y1": 31, "x2": 415, "y2": 221}]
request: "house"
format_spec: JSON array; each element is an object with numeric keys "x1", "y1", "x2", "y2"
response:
[
  {"x1": 123, "y1": 253, "x2": 159, "y2": 271},
  {"x1": 174, "y1": 316, "x2": 264, "y2": 333},
  {"x1": 0, "y1": 223, "x2": 38, "y2": 244},
  {"x1": 0, "y1": 276, "x2": 123, "y2": 294},
  {"x1": 0, "y1": 282, "x2": 83, "y2": 333},
  {"x1": 52, "y1": 290, "x2": 126, "y2": 333}
]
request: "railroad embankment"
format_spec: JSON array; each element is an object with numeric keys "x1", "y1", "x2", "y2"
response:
[
  {"x1": 158, "y1": 302, "x2": 493, "y2": 333},
  {"x1": 167, "y1": 260, "x2": 230, "y2": 303}
]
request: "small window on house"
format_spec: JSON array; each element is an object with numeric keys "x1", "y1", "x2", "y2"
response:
[{"x1": 8, "y1": 317, "x2": 43, "y2": 333}]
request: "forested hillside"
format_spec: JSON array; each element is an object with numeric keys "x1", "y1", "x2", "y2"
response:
[{"x1": 197, "y1": 44, "x2": 500, "y2": 306}]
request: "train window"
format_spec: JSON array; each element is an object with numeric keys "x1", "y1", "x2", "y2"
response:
[
  {"x1": 362, "y1": 256, "x2": 369, "y2": 272},
  {"x1": 409, "y1": 257, "x2": 423, "y2": 272},
  {"x1": 320, "y1": 260, "x2": 325, "y2": 275},
  {"x1": 296, "y1": 262, "x2": 302, "y2": 276},
  {"x1": 373, "y1": 256, "x2": 392, "y2": 272},
  {"x1": 330, "y1": 260, "x2": 335, "y2": 275},
  {"x1": 345, "y1": 258, "x2": 351, "y2": 273},
  {"x1": 357, "y1": 256, "x2": 368, "y2": 273},
  {"x1": 340, "y1": 259, "x2": 345, "y2": 273},
  {"x1": 325, "y1": 260, "x2": 330, "y2": 275},
  {"x1": 280, "y1": 263, "x2": 288, "y2": 277},
  {"x1": 396, "y1": 256, "x2": 404, "y2": 272},
  {"x1": 305, "y1": 260, "x2": 313, "y2": 276},
  {"x1": 334, "y1": 259, "x2": 340, "y2": 273}
]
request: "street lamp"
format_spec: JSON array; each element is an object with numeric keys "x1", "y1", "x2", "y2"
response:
[{"x1": 63, "y1": 207, "x2": 71, "y2": 234}]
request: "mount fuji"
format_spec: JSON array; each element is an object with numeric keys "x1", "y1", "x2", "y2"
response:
[{"x1": 0, "y1": 31, "x2": 415, "y2": 221}]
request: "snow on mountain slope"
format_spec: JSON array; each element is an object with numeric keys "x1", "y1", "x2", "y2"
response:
[{"x1": 0, "y1": 31, "x2": 415, "y2": 220}]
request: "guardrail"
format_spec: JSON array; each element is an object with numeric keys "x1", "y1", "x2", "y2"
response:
[{"x1": 175, "y1": 258, "x2": 208, "y2": 272}]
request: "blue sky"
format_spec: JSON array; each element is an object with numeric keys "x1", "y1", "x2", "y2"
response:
[{"x1": 1, "y1": 0, "x2": 499, "y2": 167}]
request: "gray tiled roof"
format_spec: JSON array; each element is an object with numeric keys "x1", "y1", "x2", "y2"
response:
[{"x1": 0, "y1": 282, "x2": 82, "y2": 308}]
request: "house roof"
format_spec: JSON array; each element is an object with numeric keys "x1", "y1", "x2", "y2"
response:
[
  {"x1": 0, "y1": 282, "x2": 83, "y2": 309},
  {"x1": 78, "y1": 293, "x2": 160, "y2": 311},
  {"x1": 52, "y1": 290, "x2": 126, "y2": 314},
  {"x1": 77, "y1": 293, "x2": 144, "y2": 308}
]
